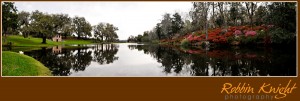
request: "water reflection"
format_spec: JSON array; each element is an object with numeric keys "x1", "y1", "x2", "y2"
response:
[
  {"x1": 24, "y1": 44, "x2": 119, "y2": 76},
  {"x1": 128, "y1": 45, "x2": 296, "y2": 76},
  {"x1": 93, "y1": 44, "x2": 119, "y2": 65},
  {"x1": 18, "y1": 43, "x2": 296, "y2": 76}
]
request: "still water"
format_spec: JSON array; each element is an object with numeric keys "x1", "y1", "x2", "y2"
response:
[{"x1": 13, "y1": 43, "x2": 296, "y2": 76}]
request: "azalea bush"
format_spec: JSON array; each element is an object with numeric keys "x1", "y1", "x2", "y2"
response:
[
  {"x1": 179, "y1": 25, "x2": 279, "y2": 45},
  {"x1": 240, "y1": 36, "x2": 257, "y2": 45},
  {"x1": 234, "y1": 30, "x2": 242, "y2": 36},
  {"x1": 245, "y1": 31, "x2": 257, "y2": 36}
]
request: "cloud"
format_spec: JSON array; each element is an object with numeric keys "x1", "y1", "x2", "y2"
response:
[{"x1": 14, "y1": 1, "x2": 192, "y2": 40}]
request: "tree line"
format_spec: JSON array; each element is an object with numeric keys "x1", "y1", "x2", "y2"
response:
[
  {"x1": 129, "y1": 2, "x2": 296, "y2": 44},
  {"x1": 2, "y1": 2, "x2": 119, "y2": 44}
]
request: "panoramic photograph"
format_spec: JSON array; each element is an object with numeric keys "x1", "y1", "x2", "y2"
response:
[{"x1": 1, "y1": 1, "x2": 297, "y2": 76}]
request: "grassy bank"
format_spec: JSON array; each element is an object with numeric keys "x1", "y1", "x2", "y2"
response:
[
  {"x1": 2, "y1": 35, "x2": 94, "y2": 47},
  {"x1": 2, "y1": 51, "x2": 52, "y2": 76}
]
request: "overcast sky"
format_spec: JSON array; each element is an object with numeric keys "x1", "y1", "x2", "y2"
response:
[{"x1": 14, "y1": 2, "x2": 192, "y2": 40}]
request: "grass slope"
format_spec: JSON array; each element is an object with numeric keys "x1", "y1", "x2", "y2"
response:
[
  {"x1": 3, "y1": 35, "x2": 94, "y2": 47},
  {"x1": 2, "y1": 51, "x2": 51, "y2": 76}
]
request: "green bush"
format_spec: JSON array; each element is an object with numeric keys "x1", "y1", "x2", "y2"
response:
[
  {"x1": 240, "y1": 36, "x2": 258, "y2": 45},
  {"x1": 227, "y1": 36, "x2": 235, "y2": 44},
  {"x1": 151, "y1": 40, "x2": 159, "y2": 44},
  {"x1": 256, "y1": 30, "x2": 266, "y2": 43},
  {"x1": 270, "y1": 28, "x2": 295, "y2": 44},
  {"x1": 181, "y1": 38, "x2": 190, "y2": 47}
]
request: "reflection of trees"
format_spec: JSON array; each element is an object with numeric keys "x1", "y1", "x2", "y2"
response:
[
  {"x1": 24, "y1": 47, "x2": 93, "y2": 76},
  {"x1": 24, "y1": 44, "x2": 120, "y2": 76},
  {"x1": 93, "y1": 44, "x2": 119, "y2": 65},
  {"x1": 128, "y1": 45, "x2": 149, "y2": 54},
  {"x1": 73, "y1": 48, "x2": 92, "y2": 72},
  {"x1": 128, "y1": 45, "x2": 295, "y2": 76}
]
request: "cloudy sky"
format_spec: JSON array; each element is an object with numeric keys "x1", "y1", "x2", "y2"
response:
[{"x1": 14, "y1": 2, "x2": 192, "y2": 40}]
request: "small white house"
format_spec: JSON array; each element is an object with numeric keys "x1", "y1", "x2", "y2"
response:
[{"x1": 52, "y1": 34, "x2": 62, "y2": 42}]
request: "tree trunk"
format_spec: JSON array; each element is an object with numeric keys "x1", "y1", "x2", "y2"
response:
[
  {"x1": 64, "y1": 34, "x2": 67, "y2": 39},
  {"x1": 212, "y1": 2, "x2": 215, "y2": 28},
  {"x1": 250, "y1": 16, "x2": 253, "y2": 28},
  {"x1": 42, "y1": 37, "x2": 47, "y2": 44},
  {"x1": 77, "y1": 33, "x2": 81, "y2": 39}
]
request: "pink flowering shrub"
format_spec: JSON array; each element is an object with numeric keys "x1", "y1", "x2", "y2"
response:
[
  {"x1": 245, "y1": 31, "x2": 257, "y2": 36},
  {"x1": 234, "y1": 30, "x2": 242, "y2": 35}
]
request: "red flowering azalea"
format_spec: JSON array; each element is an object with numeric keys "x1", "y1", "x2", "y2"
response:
[
  {"x1": 200, "y1": 34, "x2": 206, "y2": 38},
  {"x1": 212, "y1": 39, "x2": 219, "y2": 43},
  {"x1": 224, "y1": 32, "x2": 233, "y2": 37}
]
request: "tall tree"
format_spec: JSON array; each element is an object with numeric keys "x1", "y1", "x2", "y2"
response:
[
  {"x1": 104, "y1": 23, "x2": 118, "y2": 42},
  {"x1": 229, "y1": 2, "x2": 239, "y2": 26},
  {"x1": 93, "y1": 22, "x2": 106, "y2": 42},
  {"x1": 245, "y1": 2, "x2": 257, "y2": 28},
  {"x1": 267, "y1": 2, "x2": 296, "y2": 32},
  {"x1": 155, "y1": 23, "x2": 162, "y2": 40},
  {"x1": 61, "y1": 15, "x2": 73, "y2": 39},
  {"x1": 160, "y1": 13, "x2": 172, "y2": 39},
  {"x1": 171, "y1": 12, "x2": 184, "y2": 38},
  {"x1": 191, "y1": 2, "x2": 211, "y2": 40},
  {"x1": 2, "y1": 2, "x2": 18, "y2": 39},
  {"x1": 254, "y1": 5, "x2": 267, "y2": 26},
  {"x1": 211, "y1": 2, "x2": 216, "y2": 28},
  {"x1": 17, "y1": 11, "x2": 31, "y2": 38},
  {"x1": 217, "y1": 2, "x2": 225, "y2": 28},
  {"x1": 30, "y1": 10, "x2": 55, "y2": 44},
  {"x1": 94, "y1": 23, "x2": 118, "y2": 42},
  {"x1": 73, "y1": 16, "x2": 91, "y2": 39},
  {"x1": 52, "y1": 14, "x2": 72, "y2": 38}
]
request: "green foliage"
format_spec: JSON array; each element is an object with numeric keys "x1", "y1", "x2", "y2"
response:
[
  {"x1": 155, "y1": 23, "x2": 162, "y2": 40},
  {"x1": 215, "y1": 15, "x2": 224, "y2": 27},
  {"x1": 73, "y1": 16, "x2": 92, "y2": 39},
  {"x1": 240, "y1": 36, "x2": 252, "y2": 45},
  {"x1": 93, "y1": 23, "x2": 119, "y2": 42},
  {"x1": 52, "y1": 14, "x2": 73, "y2": 38},
  {"x1": 141, "y1": 36, "x2": 150, "y2": 42},
  {"x1": 240, "y1": 36, "x2": 259, "y2": 45},
  {"x1": 17, "y1": 11, "x2": 31, "y2": 38},
  {"x1": 171, "y1": 12, "x2": 184, "y2": 36},
  {"x1": 270, "y1": 28, "x2": 295, "y2": 44},
  {"x1": 2, "y1": 51, "x2": 51, "y2": 76},
  {"x1": 229, "y1": 2, "x2": 239, "y2": 26},
  {"x1": 2, "y1": 2, "x2": 18, "y2": 36},
  {"x1": 161, "y1": 13, "x2": 173, "y2": 39},
  {"x1": 151, "y1": 40, "x2": 160, "y2": 44},
  {"x1": 267, "y1": 2, "x2": 296, "y2": 32},
  {"x1": 254, "y1": 5, "x2": 267, "y2": 25},
  {"x1": 226, "y1": 36, "x2": 235, "y2": 44},
  {"x1": 256, "y1": 30, "x2": 266, "y2": 42},
  {"x1": 180, "y1": 38, "x2": 190, "y2": 47}
]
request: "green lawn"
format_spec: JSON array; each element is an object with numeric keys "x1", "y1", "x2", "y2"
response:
[
  {"x1": 2, "y1": 35, "x2": 94, "y2": 47},
  {"x1": 2, "y1": 51, "x2": 52, "y2": 76}
]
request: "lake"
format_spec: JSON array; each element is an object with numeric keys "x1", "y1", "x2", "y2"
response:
[{"x1": 7, "y1": 43, "x2": 296, "y2": 76}]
